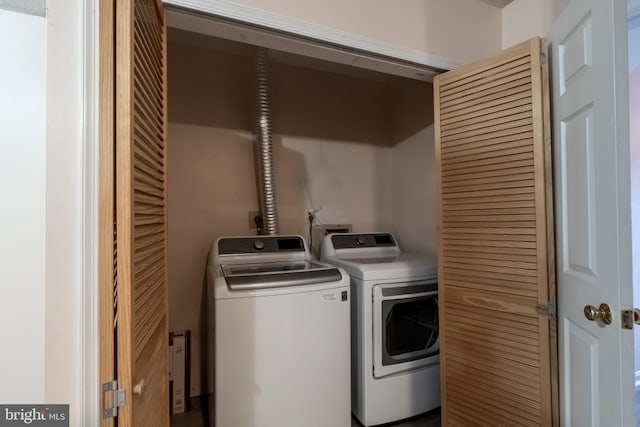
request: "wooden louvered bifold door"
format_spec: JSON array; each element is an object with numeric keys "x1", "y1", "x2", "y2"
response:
[
  {"x1": 434, "y1": 37, "x2": 557, "y2": 426},
  {"x1": 115, "y1": 0, "x2": 169, "y2": 425}
]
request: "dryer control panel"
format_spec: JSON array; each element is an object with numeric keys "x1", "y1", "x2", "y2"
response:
[{"x1": 330, "y1": 233, "x2": 396, "y2": 249}]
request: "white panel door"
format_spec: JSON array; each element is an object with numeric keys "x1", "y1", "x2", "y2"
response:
[{"x1": 548, "y1": 0, "x2": 633, "y2": 425}]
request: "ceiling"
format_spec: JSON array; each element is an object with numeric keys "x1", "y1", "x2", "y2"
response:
[{"x1": 477, "y1": 0, "x2": 515, "y2": 8}]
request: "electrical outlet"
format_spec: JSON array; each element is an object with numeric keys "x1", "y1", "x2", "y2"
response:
[{"x1": 248, "y1": 211, "x2": 261, "y2": 229}]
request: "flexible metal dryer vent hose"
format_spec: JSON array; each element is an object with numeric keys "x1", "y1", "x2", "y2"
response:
[{"x1": 254, "y1": 47, "x2": 279, "y2": 235}]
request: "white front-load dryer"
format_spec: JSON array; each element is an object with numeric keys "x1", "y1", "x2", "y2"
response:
[
  {"x1": 321, "y1": 232, "x2": 440, "y2": 426},
  {"x1": 207, "y1": 235, "x2": 351, "y2": 427}
]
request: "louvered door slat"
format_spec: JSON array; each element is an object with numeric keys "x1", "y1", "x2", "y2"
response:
[
  {"x1": 442, "y1": 83, "x2": 532, "y2": 118},
  {"x1": 443, "y1": 147, "x2": 535, "y2": 169},
  {"x1": 446, "y1": 357, "x2": 541, "y2": 386},
  {"x1": 133, "y1": 99, "x2": 163, "y2": 136},
  {"x1": 448, "y1": 408, "x2": 480, "y2": 427},
  {"x1": 440, "y1": 54, "x2": 530, "y2": 92},
  {"x1": 445, "y1": 275, "x2": 537, "y2": 293},
  {"x1": 440, "y1": 71, "x2": 532, "y2": 105},
  {"x1": 442, "y1": 117, "x2": 533, "y2": 141},
  {"x1": 442, "y1": 125, "x2": 534, "y2": 151},
  {"x1": 447, "y1": 351, "x2": 542, "y2": 384},
  {"x1": 435, "y1": 37, "x2": 556, "y2": 426},
  {"x1": 444, "y1": 255, "x2": 537, "y2": 270},
  {"x1": 132, "y1": 39, "x2": 163, "y2": 103},
  {"x1": 116, "y1": 0, "x2": 169, "y2": 425},
  {"x1": 445, "y1": 308, "x2": 540, "y2": 338},
  {"x1": 132, "y1": 87, "x2": 162, "y2": 122},
  {"x1": 447, "y1": 394, "x2": 538, "y2": 427},
  {"x1": 444, "y1": 212, "x2": 536, "y2": 222},
  {"x1": 442, "y1": 112, "x2": 533, "y2": 136},
  {"x1": 133, "y1": 40, "x2": 163, "y2": 100},
  {"x1": 440, "y1": 94, "x2": 532, "y2": 125},
  {"x1": 134, "y1": 3, "x2": 162, "y2": 61},
  {"x1": 447, "y1": 381, "x2": 541, "y2": 422},
  {"x1": 442, "y1": 145, "x2": 533, "y2": 166},
  {"x1": 445, "y1": 278, "x2": 537, "y2": 298},
  {"x1": 442, "y1": 168, "x2": 535, "y2": 185},
  {"x1": 442, "y1": 64, "x2": 532, "y2": 103}
]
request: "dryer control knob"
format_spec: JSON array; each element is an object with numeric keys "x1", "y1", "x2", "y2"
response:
[
  {"x1": 356, "y1": 236, "x2": 366, "y2": 245},
  {"x1": 253, "y1": 240, "x2": 265, "y2": 250}
]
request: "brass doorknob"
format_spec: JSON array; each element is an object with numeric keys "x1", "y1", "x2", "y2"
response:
[{"x1": 583, "y1": 303, "x2": 612, "y2": 325}]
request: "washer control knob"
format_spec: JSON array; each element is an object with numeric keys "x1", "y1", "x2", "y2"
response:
[
  {"x1": 356, "y1": 236, "x2": 366, "y2": 246},
  {"x1": 253, "y1": 240, "x2": 265, "y2": 250}
]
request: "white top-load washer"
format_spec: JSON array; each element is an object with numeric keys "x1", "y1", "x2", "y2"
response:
[
  {"x1": 207, "y1": 235, "x2": 351, "y2": 427},
  {"x1": 321, "y1": 232, "x2": 440, "y2": 426}
]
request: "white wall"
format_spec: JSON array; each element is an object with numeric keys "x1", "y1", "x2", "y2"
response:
[
  {"x1": 0, "y1": 8, "x2": 47, "y2": 403},
  {"x1": 44, "y1": 1, "x2": 84, "y2": 423},
  {"x1": 0, "y1": 1, "x2": 86, "y2": 424},
  {"x1": 502, "y1": 0, "x2": 570, "y2": 48}
]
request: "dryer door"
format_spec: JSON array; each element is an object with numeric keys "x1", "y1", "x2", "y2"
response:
[{"x1": 372, "y1": 280, "x2": 440, "y2": 378}]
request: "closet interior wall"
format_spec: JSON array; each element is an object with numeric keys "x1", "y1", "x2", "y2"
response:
[{"x1": 166, "y1": 31, "x2": 436, "y2": 397}]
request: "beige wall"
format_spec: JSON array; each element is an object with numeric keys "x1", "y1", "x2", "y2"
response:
[
  {"x1": 222, "y1": 0, "x2": 502, "y2": 63},
  {"x1": 390, "y1": 80, "x2": 436, "y2": 254},
  {"x1": 168, "y1": 41, "x2": 437, "y2": 396},
  {"x1": 501, "y1": 0, "x2": 570, "y2": 48}
]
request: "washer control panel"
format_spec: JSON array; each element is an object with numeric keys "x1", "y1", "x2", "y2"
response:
[{"x1": 219, "y1": 236, "x2": 305, "y2": 254}]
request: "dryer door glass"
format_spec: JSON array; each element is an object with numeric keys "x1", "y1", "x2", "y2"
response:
[{"x1": 382, "y1": 296, "x2": 439, "y2": 366}]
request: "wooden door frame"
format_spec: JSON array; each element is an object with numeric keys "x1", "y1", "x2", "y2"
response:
[
  {"x1": 80, "y1": 0, "x2": 102, "y2": 424},
  {"x1": 97, "y1": 0, "x2": 115, "y2": 426}
]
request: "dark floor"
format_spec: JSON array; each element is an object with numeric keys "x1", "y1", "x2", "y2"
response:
[
  {"x1": 171, "y1": 396, "x2": 441, "y2": 427},
  {"x1": 172, "y1": 387, "x2": 640, "y2": 426}
]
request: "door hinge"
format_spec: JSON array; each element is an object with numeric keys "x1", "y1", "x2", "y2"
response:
[
  {"x1": 540, "y1": 53, "x2": 548, "y2": 65},
  {"x1": 102, "y1": 380, "x2": 126, "y2": 419},
  {"x1": 621, "y1": 309, "x2": 640, "y2": 330},
  {"x1": 536, "y1": 301, "x2": 556, "y2": 320}
]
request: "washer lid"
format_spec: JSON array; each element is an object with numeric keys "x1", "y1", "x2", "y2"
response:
[
  {"x1": 221, "y1": 260, "x2": 343, "y2": 290},
  {"x1": 323, "y1": 252, "x2": 437, "y2": 281}
]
